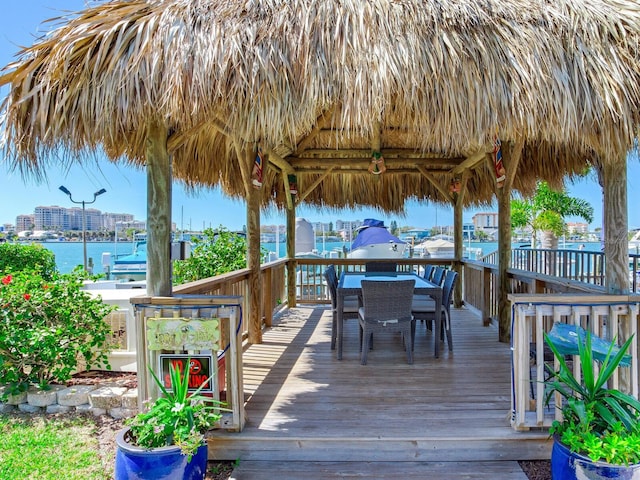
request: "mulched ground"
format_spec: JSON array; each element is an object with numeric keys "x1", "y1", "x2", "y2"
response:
[{"x1": 73, "y1": 371, "x2": 550, "y2": 480}]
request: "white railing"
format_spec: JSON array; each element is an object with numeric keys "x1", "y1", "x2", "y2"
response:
[{"x1": 510, "y1": 294, "x2": 640, "y2": 431}]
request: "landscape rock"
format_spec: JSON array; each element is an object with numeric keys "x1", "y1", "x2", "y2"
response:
[
  {"x1": 121, "y1": 389, "x2": 138, "y2": 409},
  {"x1": 109, "y1": 407, "x2": 137, "y2": 419},
  {"x1": 0, "y1": 404, "x2": 17, "y2": 413},
  {"x1": 18, "y1": 403, "x2": 43, "y2": 413},
  {"x1": 5, "y1": 391, "x2": 27, "y2": 405},
  {"x1": 27, "y1": 385, "x2": 64, "y2": 407},
  {"x1": 89, "y1": 386, "x2": 128, "y2": 410},
  {"x1": 46, "y1": 404, "x2": 72, "y2": 414},
  {"x1": 57, "y1": 385, "x2": 97, "y2": 406}
]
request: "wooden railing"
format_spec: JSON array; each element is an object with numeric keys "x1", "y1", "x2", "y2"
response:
[
  {"x1": 173, "y1": 259, "x2": 288, "y2": 337},
  {"x1": 292, "y1": 258, "x2": 457, "y2": 303},
  {"x1": 461, "y1": 261, "x2": 607, "y2": 326},
  {"x1": 509, "y1": 294, "x2": 640, "y2": 431},
  {"x1": 484, "y1": 247, "x2": 640, "y2": 292}
]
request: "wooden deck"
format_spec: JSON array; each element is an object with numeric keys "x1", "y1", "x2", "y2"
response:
[{"x1": 208, "y1": 304, "x2": 551, "y2": 465}]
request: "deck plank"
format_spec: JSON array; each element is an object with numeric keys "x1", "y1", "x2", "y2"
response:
[
  {"x1": 230, "y1": 460, "x2": 530, "y2": 480},
  {"x1": 209, "y1": 305, "x2": 551, "y2": 462}
]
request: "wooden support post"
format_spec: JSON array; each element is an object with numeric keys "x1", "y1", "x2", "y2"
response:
[
  {"x1": 482, "y1": 266, "x2": 492, "y2": 326},
  {"x1": 602, "y1": 158, "x2": 629, "y2": 295},
  {"x1": 452, "y1": 172, "x2": 468, "y2": 308},
  {"x1": 244, "y1": 149, "x2": 262, "y2": 344},
  {"x1": 497, "y1": 185, "x2": 512, "y2": 342},
  {"x1": 263, "y1": 268, "x2": 273, "y2": 328},
  {"x1": 496, "y1": 139, "x2": 523, "y2": 343},
  {"x1": 286, "y1": 206, "x2": 296, "y2": 307},
  {"x1": 145, "y1": 120, "x2": 172, "y2": 297},
  {"x1": 453, "y1": 198, "x2": 463, "y2": 307}
]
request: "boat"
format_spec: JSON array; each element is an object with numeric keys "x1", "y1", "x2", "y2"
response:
[
  {"x1": 348, "y1": 219, "x2": 406, "y2": 259},
  {"x1": 414, "y1": 238, "x2": 455, "y2": 259},
  {"x1": 111, "y1": 241, "x2": 147, "y2": 281},
  {"x1": 629, "y1": 230, "x2": 640, "y2": 254}
]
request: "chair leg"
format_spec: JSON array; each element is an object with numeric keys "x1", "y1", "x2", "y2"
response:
[
  {"x1": 361, "y1": 328, "x2": 370, "y2": 365},
  {"x1": 410, "y1": 320, "x2": 416, "y2": 350},
  {"x1": 444, "y1": 310, "x2": 453, "y2": 351},
  {"x1": 331, "y1": 311, "x2": 337, "y2": 350},
  {"x1": 405, "y1": 327, "x2": 414, "y2": 364}
]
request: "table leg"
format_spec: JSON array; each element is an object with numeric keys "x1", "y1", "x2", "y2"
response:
[
  {"x1": 434, "y1": 291, "x2": 442, "y2": 358},
  {"x1": 337, "y1": 292, "x2": 344, "y2": 360}
]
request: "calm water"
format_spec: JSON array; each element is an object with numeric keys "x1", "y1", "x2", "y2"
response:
[{"x1": 40, "y1": 240, "x2": 603, "y2": 274}]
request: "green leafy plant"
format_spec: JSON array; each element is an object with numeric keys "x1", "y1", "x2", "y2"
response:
[
  {"x1": 0, "y1": 269, "x2": 114, "y2": 396},
  {"x1": 544, "y1": 329, "x2": 640, "y2": 465},
  {"x1": 173, "y1": 227, "x2": 256, "y2": 284},
  {"x1": 125, "y1": 360, "x2": 226, "y2": 460},
  {"x1": 0, "y1": 242, "x2": 56, "y2": 280},
  {"x1": 511, "y1": 181, "x2": 593, "y2": 249}
]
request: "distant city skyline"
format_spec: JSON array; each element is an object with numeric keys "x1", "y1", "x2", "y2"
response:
[{"x1": 1, "y1": 3, "x2": 640, "y2": 233}]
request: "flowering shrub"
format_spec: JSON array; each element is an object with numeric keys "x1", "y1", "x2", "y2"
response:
[
  {"x1": 0, "y1": 242, "x2": 56, "y2": 280},
  {"x1": 0, "y1": 269, "x2": 115, "y2": 396}
]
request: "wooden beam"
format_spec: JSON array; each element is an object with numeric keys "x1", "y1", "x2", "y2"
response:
[
  {"x1": 293, "y1": 105, "x2": 337, "y2": 155},
  {"x1": 296, "y1": 168, "x2": 426, "y2": 175},
  {"x1": 283, "y1": 172, "x2": 293, "y2": 210},
  {"x1": 290, "y1": 157, "x2": 460, "y2": 168},
  {"x1": 297, "y1": 168, "x2": 334, "y2": 202},
  {"x1": 602, "y1": 157, "x2": 629, "y2": 294},
  {"x1": 294, "y1": 151, "x2": 462, "y2": 160},
  {"x1": 245, "y1": 147, "x2": 262, "y2": 345},
  {"x1": 451, "y1": 149, "x2": 491, "y2": 175},
  {"x1": 416, "y1": 165, "x2": 453, "y2": 202},
  {"x1": 145, "y1": 119, "x2": 172, "y2": 297},
  {"x1": 286, "y1": 207, "x2": 297, "y2": 307},
  {"x1": 452, "y1": 171, "x2": 470, "y2": 307},
  {"x1": 265, "y1": 148, "x2": 295, "y2": 175},
  {"x1": 497, "y1": 138, "x2": 524, "y2": 343},
  {"x1": 233, "y1": 138, "x2": 253, "y2": 198},
  {"x1": 167, "y1": 121, "x2": 209, "y2": 153}
]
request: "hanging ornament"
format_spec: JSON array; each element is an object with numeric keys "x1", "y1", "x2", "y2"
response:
[
  {"x1": 493, "y1": 135, "x2": 506, "y2": 188},
  {"x1": 288, "y1": 174, "x2": 298, "y2": 195},
  {"x1": 252, "y1": 145, "x2": 264, "y2": 189},
  {"x1": 368, "y1": 152, "x2": 386, "y2": 175},
  {"x1": 449, "y1": 178, "x2": 461, "y2": 193}
]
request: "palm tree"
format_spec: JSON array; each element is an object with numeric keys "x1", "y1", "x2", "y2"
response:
[{"x1": 511, "y1": 181, "x2": 594, "y2": 249}]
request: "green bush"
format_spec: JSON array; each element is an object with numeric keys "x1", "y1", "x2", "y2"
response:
[
  {"x1": 0, "y1": 269, "x2": 115, "y2": 395},
  {"x1": 173, "y1": 227, "x2": 260, "y2": 284},
  {"x1": 0, "y1": 243, "x2": 56, "y2": 279}
]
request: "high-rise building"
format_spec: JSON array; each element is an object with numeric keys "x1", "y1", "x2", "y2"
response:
[
  {"x1": 16, "y1": 214, "x2": 35, "y2": 233},
  {"x1": 34, "y1": 206, "x2": 68, "y2": 230}
]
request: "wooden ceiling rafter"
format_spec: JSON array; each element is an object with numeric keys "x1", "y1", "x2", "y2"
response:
[
  {"x1": 290, "y1": 157, "x2": 462, "y2": 168},
  {"x1": 451, "y1": 149, "x2": 492, "y2": 175},
  {"x1": 296, "y1": 168, "x2": 335, "y2": 202},
  {"x1": 417, "y1": 165, "x2": 454, "y2": 203},
  {"x1": 291, "y1": 105, "x2": 338, "y2": 156}
]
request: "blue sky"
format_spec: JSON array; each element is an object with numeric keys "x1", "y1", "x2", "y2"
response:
[{"x1": 1, "y1": 1, "x2": 638, "y2": 231}]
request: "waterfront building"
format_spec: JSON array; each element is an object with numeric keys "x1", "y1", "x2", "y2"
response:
[{"x1": 16, "y1": 214, "x2": 35, "y2": 233}]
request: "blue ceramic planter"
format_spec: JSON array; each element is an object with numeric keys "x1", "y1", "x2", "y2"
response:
[
  {"x1": 114, "y1": 428, "x2": 208, "y2": 480},
  {"x1": 552, "y1": 438, "x2": 640, "y2": 480}
]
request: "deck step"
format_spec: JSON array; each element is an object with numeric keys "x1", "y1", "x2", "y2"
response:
[
  {"x1": 229, "y1": 460, "x2": 530, "y2": 479},
  {"x1": 208, "y1": 431, "x2": 551, "y2": 462}
]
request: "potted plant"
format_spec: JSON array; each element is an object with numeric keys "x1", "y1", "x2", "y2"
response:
[
  {"x1": 115, "y1": 360, "x2": 225, "y2": 480},
  {"x1": 544, "y1": 327, "x2": 640, "y2": 479}
]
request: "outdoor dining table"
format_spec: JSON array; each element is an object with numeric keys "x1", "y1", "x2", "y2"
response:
[{"x1": 336, "y1": 271, "x2": 443, "y2": 360}]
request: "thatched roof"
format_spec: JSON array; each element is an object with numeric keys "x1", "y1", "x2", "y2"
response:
[{"x1": 2, "y1": 0, "x2": 640, "y2": 213}]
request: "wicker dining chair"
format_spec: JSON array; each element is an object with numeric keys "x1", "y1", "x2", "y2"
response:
[
  {"x1": 411, "y1": 270, "x2": 458, "y2": 352},
  {"x1": 422, "y1": 264, "x2": 435, "y2": 281},
  {"x1": 430, "y1": 266, "x2": 446, "y2": 286},
  {"x1": 358, "y1": 279, "x2": 416, "y2": 365},
  {"x1": 324, "y1": 265, "x2": 360, "y2": 350},
  {"x1": 364, "y1": 261, "x2": 397, "y2": 272}
]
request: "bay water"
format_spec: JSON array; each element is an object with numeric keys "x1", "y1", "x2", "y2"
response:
[{"x1": 39, "y1": 240, "x2": 601, "y2": 275}]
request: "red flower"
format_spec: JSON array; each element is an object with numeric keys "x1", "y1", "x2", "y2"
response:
[
  {"x1": 43, "y1": 285, "x2": 49, "y2": 289},
  {"x1": 1, "y1": 275, "x2": 12, "y2": 285},
  {"x1": 23, "y1": 294, "x2": 31, "y2": 300}
]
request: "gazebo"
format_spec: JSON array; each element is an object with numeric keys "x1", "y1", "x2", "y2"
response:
[{"x1": 1, "y1": 0, "x2": 639, "y2": 347}]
